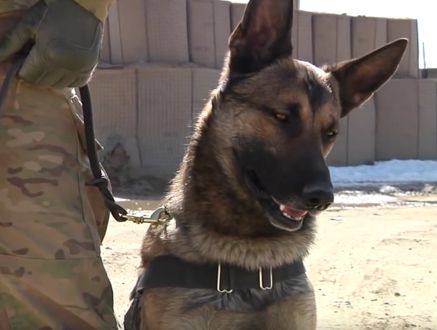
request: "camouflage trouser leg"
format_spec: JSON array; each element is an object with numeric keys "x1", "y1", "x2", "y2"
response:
[{"x1": 0, "y1": 78, "x2": 118, "y2": 329}]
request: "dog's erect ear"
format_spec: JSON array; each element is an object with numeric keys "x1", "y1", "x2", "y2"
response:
[
  {"x1": 228, "y1": 0, "x2": 293, "y2": 75},
  {"x1": 327, "y1": 38, "x2": 408, "y2": 117}
]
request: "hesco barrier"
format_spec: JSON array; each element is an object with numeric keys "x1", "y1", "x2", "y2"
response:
[
  {"x1": 89, "y1": 65, "x2": 222, "y2": 180},
  {"x1": 89, "y1": 1, "x2": 435, "y2": 181}
]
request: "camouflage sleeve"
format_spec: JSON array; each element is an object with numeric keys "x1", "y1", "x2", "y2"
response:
[
  {"x1": 0, "y1": 0, "x2": 38, "y2": 12},
  {"x1": 0, "y1": 1, "x2": 112, "y2": 21},
  {"x1": 71, "y1": 0, "x2": 113, "y2": 22}
]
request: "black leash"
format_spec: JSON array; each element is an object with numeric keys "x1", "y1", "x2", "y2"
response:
[
  {"x1": 0, "y1": 54, "x2": 128, "y2": 222},
  {"x1": 0, "y1": 55, "x2": 25, "y2": 115},
  {"x1": 79, "y1": 85, "x2": 128, "y2": 222}
]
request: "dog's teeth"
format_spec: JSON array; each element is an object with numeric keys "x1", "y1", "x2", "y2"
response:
[
  {"x1": 281, "y1": 211, "x2": 292, "y2": 219},
  {"x1": 281, "y1": 210, "x2": 303, "y2": 221},
  {"x1": 280, "y1": 204, "x2": 285, "y2": 211}
]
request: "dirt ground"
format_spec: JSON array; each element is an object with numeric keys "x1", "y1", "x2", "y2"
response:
[{"x1": 102, "y1": 187, "x2": 437, "y2": 329}]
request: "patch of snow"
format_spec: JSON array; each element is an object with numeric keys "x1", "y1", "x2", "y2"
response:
[
  {"x1": 329, "y1": 160, "x2": 437, "y2": 187},
  {"x1": 334, "y1": 192, "x2": 397, "y2": 205},
  {"x1": 115, "y1": 197, "x2": 129, "y2": 202}
]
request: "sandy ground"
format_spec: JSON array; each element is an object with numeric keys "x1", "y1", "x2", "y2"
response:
[{"x1": 102, "y1": 188, "x2": 437, "y2": 329}]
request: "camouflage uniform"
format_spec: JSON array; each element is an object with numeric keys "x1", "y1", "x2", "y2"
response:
[{"x1": 0, "y1": 0, "x2": 118, "y2": 329}]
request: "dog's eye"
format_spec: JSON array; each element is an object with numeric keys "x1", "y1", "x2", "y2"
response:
[
  {"x1": 275, "y1": 113, "x2": 288, "y2": 122},
  {"x1": 325, "y1": 129, "x2": 338, "y2": 140}
]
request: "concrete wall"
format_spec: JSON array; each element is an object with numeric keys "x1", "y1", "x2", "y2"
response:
[
  {"x1": 387, "y1": 18, "x2": 419, "y2": 78},
  {"x1": 92, "y1": 2, "x2": 433, "y2": 180},
  {"x1": 347, "y1": 99, "x2": 376, "y2": 165},
  {"x1": 136, "y1": 66, "x2": 193, "y2": 178},
  {"x1": 188, "y1": 0, "x2": 231, "y2": 69},
  {"x1": 101, "y1": 3, "x2": 420, "y2": 73},
  {"x1": 418, "y1": 80, "x2": 437, "y2": 159},
  {"x1": 292, "y1": 11, "x2": 313, "y2": 62},
  {"x1": 90, "y1": 66, "x2": 221, "y2": 179},
  {"x1": 101, "y1": 3, "x2": 420, "y2": 76},
  {"x1": 89, "y1": 68, "x2": 142, "y2": 169},
  {"x1": 313, "y1": 13, "x2": 351, "y2": 66},
  {"x1": 352, "y1": 16, "x2": 387, "y2": 58},
  {"x1": 327, "y1": 79, "x2": 437, "y2": 164},
  {"x1": 328, "y1": 98, "x2": 377, "y2": 166},
  {"x1": 375, "y1": 79, "x2": 437, "y2": 161}
]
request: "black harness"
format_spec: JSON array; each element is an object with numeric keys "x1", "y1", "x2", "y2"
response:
[
  {"x1": 136, "y1": 255, "x2": 305, "y2": 291},
  {"x1": 124, "y1": 255, "x2": 306, "y2": 330}
]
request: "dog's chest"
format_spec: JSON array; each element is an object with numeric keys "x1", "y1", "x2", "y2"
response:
[
  {"x1": 143, "y1": 275, "x2": 316, "y2": 329},
  {"x1": 158, "y1": 287, "x2": 316, "y2": 330}
]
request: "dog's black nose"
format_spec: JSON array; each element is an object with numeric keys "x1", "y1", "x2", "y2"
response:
[{"x1": 302, "y1": 184, "x2": 334, "y2": 210}]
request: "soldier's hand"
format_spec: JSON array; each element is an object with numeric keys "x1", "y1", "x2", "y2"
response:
[{"x1": 0, "y1": 0, "x2": 103, "y2": 88}]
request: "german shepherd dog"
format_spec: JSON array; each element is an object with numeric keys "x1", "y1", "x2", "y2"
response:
[{"x1": 124, "y1": 0, "x2": 407, "y2": 329}]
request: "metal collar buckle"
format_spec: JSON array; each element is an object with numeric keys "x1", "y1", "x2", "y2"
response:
[
  {"x1": 216, "y1": 264, "x2": 274, "y2": 293},
  {"x1": 259, "y1": 267, "x2": 273, "y2": 290},
  {"x1": 216, "y1": 264, "x2": 233, "y2": 293}
]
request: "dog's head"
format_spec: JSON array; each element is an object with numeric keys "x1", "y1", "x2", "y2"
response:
[{"x1": 207, "y1": 0, "x2": 407, "y2": 232}]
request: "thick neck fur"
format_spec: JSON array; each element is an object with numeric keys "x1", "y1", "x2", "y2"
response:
[{"x1": 147, "y1": 97, "x2": 316, "y2": 270}]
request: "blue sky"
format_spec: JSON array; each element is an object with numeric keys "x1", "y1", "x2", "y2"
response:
[{"x1": 232, "y1": 0, "x2": 436, "y2": 68}]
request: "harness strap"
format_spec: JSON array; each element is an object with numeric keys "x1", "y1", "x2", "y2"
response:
[
  {"x1": 124, "y1": 255, "x2": 305, "y2": 329},
  {"x1": 124, "y1": 274, "x2": 144, "y2": 330},
  {"x1": 135, "y1": 255, "x2": 306, "y2": 292}
]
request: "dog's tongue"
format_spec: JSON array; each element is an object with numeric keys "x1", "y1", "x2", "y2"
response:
[{"x1": 282, "y1": 205, "x2": 308, "y2": 220}]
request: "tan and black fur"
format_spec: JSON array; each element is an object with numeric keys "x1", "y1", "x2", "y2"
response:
[{"x1": 127, "y1": 0, "x2": 407, "y2": 329}]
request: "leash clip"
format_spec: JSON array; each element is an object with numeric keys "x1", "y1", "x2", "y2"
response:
[
  {"x1": 216, "y1": 264, "x2": 233, "y2": 293},
  {"x1": 125, "y1": 206, "x2": 171, "y2": 226},
  {"x1": 259, "y1": 267, "x2": 273, "y2": 290}
]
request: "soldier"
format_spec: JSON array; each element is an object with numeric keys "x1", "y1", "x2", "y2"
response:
[{"x1": 0, "y1": 0, "x2": 118, "y2": 329}]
